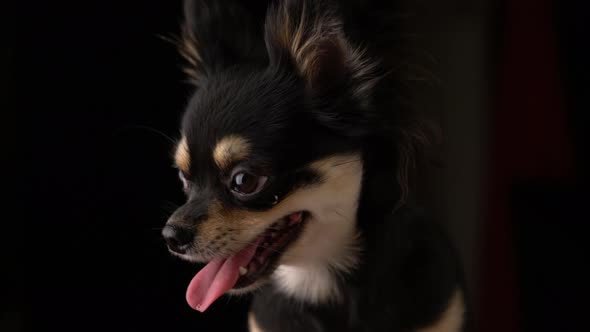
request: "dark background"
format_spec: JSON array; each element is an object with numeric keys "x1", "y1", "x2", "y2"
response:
[{"x1": 5, "y1": 0, "x2": 589, "y2": 331}]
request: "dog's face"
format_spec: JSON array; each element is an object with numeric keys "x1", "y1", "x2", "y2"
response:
[{"x1": 163, "y1": 0, "x2": 379, "y2": 311}]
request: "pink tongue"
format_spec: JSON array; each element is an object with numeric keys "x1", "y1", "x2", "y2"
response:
[{"x1": 186, "y1": 237, "x2": 261, "y2": 312}]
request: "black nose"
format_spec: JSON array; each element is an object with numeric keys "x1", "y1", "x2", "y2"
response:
[{"x1": 162, "y1": 225, "x2": 194, "y2": 254}]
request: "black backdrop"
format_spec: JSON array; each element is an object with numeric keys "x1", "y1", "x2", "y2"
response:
[
  {"x1": 7, "y1": 1, "x2": 590, "y2": 332},
  {"x1": 13, "y1": 1, "x2": 248, "y2": 331}
]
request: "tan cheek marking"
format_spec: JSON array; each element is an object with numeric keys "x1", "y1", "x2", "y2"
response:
[
  {"x1": 197, "y1": 201, "x2": 234, "y2": 242},
  {"x1": 213, "y1": 135, "x2": 250, "y2": 170},
  {"x1": 248, "y1": 312, "x2": 265, "y2": 332},
  {"x1": 196, "y1": 201, "x2": 269, "y2": 253},
  {"x1": 417, "y1": 289, "x2": 465, "y2": 332},
  {"x1": 200, "y1": 154, "x2": 364, "y2": 241},
  {"x1": 204, "y1": 154, "x2": 364, "y2": 234},
  {"x1": 175, "y1": 136, "x2": 191, "y2": 174}
]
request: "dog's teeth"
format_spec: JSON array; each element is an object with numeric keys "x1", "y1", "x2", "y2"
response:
[{"x1": 239, "y1": 266, "x2": 248, "y2": 276}]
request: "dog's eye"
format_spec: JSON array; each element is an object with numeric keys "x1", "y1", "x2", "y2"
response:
[{"x1": 231, "y1": 171, "x2": 267, "y2": 196}]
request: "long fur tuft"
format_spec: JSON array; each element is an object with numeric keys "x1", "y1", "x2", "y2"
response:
[{"x1": 264, "y1": 0, "x2": 380, "y2": 105}]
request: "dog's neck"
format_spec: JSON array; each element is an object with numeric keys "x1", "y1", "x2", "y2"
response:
[{"x1": 271, "y1": 229, "x2": 361, "y2": 304}]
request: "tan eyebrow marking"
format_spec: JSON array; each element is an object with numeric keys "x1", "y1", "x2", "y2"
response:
[
  {"x1": 175, "y1": 136, "x2": 191, "y2": 174},
  {"x1": 213, "y1": 135, "x2": 250, "y2": 170}
]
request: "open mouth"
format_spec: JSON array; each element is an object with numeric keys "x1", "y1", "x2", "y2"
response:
[
  {"x1": 185, "y1": 211, "x2": 308, "y2": 312},
  {"x1": 234, "y1": 211, "x2": 308, "y2": 289}
]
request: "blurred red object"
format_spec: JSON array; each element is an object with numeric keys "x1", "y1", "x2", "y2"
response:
[{"x1": 480, "y1": 0, "x2": 575, "y2": 331}]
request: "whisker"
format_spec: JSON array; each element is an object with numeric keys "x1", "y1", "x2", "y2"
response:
[
  {"x1": 113, "y1": 124, "x2": 177, "y2": 145},
  {"x1": 160, "y1": 200, "x2": 180, "y2": 213}
]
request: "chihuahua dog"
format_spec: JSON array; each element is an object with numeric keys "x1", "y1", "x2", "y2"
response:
[{"x1": 163, "y1": 0, "x2": 468, "y2": 331}]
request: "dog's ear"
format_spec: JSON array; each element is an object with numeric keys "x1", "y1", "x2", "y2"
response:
[
  {"x1": 180, "y1": 0, "x2": 264, "y2": 85},
  {"x1": 264, "y1": 0, "x2": 379, "y2": 101}
]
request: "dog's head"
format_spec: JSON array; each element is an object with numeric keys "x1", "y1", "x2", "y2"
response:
[{"x1": 163, "y1": 0, "x2": 382, "y2": 311}]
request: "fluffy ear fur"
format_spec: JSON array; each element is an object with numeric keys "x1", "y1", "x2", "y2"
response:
[
  {"x1": 179, "y1": 0, "x2": 265, "y2": 85},
  {"x1": 264, "y1": 0, "x2": 379, "y2": 103}
]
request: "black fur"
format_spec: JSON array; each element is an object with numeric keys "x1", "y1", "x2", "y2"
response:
[
  {"x1": 252, "y1": 208, "x2": 465, "y2": 332},
  {"x1": 168, "y1": 0, "x2": 469, "y2": 331}
]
